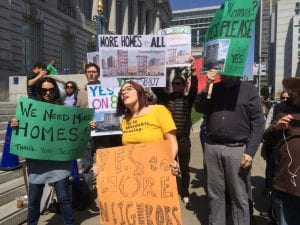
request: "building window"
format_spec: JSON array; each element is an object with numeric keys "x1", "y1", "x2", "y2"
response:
[
  {"x1": 58, "y1": 0, "x2": 76, "y2": 18},
  {"x1": 22, "y1": 20, "x2": 42, "y2": 73},
  {"x1": 61, "y1": 33, "x2": 74, "y2": 73}
]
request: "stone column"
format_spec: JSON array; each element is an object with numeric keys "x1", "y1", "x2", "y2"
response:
[
  {"x1": 147, "y1": 9, "x2": 154, "y2": 34},
  {"x1": 121, "y1": 0, "x2": 129, "y2": 34},
  {"x1": 132, "y1": 0, "x2": 139, "y2": 34},
  {"x1": 154, "y1": 10, "x2": 161, "y2": 32},
  {"x1": 139, "y1": 1, "x2": 146, "y2": 34},
  {"x1": 108, "y1": 0, "x2": 117, "y2": 33}
]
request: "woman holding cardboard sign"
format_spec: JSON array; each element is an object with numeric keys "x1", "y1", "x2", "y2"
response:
[
  {"x1": 11, "y1": 77, "x2": 75, "y2": 225},
  {"x1": 114, "y1": 81, "x2": 179, "y2": 175}
]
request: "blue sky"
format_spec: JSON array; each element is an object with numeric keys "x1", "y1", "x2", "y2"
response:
[{"x1": 170, "y1": 0, "x2": 225, "y2": 11}]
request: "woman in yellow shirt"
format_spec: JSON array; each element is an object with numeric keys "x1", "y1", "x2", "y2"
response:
[{"x1": 115, "y1": 81, "x2": 179, "y2": 175}]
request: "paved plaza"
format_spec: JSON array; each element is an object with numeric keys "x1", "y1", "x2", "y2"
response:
[{"x1": 31, "y1": 130, "x2": 271, "y2": 225}]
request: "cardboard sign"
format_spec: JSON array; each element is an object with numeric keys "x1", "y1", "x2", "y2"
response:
[
  {"x1": 10, "y1": 97, "x2": 94, "y2": 161},
  {"x1": 203, "y1": 0, "x2": 259, "y2": 77},
  {"x1": 96, "y1": 140, "x2": 183, "y2": 225}
]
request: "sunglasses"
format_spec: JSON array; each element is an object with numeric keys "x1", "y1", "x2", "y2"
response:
[
  {"x1": 41, "y1": 88, "x2": 55, "y2": 94},
  {"x1": 66, "y1": 85, "x2": 74, "y2": 89},
  {"x1": 281, "y1": 97, "x2": 289, "y2": 100},
  {"x1": 172, "y1": 81, "x2": 183, "y2": 86}
]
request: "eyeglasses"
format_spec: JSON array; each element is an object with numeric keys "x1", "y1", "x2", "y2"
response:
[
  {"x1": 171, "y1": 81, "x2": 183, "y2": 86},
  {"x1": 86, "y1": 70, "x2": 97, "y2": 74},
  {"x1": 66, "y1": 85, "x2": 74, "y2": 89},
  {"x1": 119, "y1": 86, "x2": 135, "y2": 94},
  {"x1": 41, "y1": 88, "x2": 55, "y2": 95}
]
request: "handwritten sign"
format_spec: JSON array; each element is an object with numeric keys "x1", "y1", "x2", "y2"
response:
[
  {"x1": 98, "y1": 35, "x2": 166, "y2": 88},
  {"x1": 87, "y1": 84, "x2": 122, "y2": 136},
  {"x1": 10, "y1": 97, "x2": 94, "y2": 161},
  {"x1": 203, "y1": 0, "x2": 259, "y2": 77},
  {"x1": 96, "y1": 140, "x2": 183, "y2": 225}
]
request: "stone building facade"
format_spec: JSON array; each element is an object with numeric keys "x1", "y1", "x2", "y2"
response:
[{"x1": 0, "y1": 0, "x2": 171, "y2": 100}]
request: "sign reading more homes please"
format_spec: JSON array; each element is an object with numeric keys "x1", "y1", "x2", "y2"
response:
[
  {"x1": 96, "y1": 140, "x2": 183, "y2": 225},
  {"x1": 10, "y1": 97, "x2": 94, "y2": 161},
  {"x1": 203, "y1": 0, "x2": 260, "y2": 77}
]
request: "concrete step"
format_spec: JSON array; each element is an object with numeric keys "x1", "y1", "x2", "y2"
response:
[
  {"x1": 0, "y1": 177, "x2": 26, "y2": 206},
  {"x1": 0, "y1": 200, "x2": 27, "y2": 225},
  {"x1": 0, "y1": 122, "x2": 8, "y2": 131},
  {"x1": 0, "y1": 131, "x2": 5, "y2": 142},
  {"x1": 0, "y1": 115, "x2": 14, "y2": 123},
  {"x1": 0, "y1": 108, "x2": 16, "y2": 116},
  {"x1": 0, "y1": 167, "x2": 24, "y2": 185},
  {"x1": 0, "y1": 102, "x2": 17, "y2": 109}
]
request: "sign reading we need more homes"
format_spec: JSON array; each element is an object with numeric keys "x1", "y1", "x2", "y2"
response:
[
  {"x1": 203, "y1": 0, "x2": 260, "y2": 77},
  {"x1": 96, "y1": 140, "x2": 183, "y2": 225},
  {"x1": 10, "y1": 97, "x2": 94, "y2": 161}
]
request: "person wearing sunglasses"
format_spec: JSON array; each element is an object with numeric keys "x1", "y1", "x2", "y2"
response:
[
  {"x1": 151, "y1": 57, "x2": 198, "y2": 209},
  {"x1": 64, "y1": 81, "x2": 78, "y2": 107},
  {"x1": 11, "y1": 77, "x2": 75, "y2": 225}
]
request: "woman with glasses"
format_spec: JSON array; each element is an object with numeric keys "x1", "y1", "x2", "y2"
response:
[
  {"x1": 11, "y1": 77, "x2": 75, "y2": 225},
  {"x1": 64, "y1": 81, "x2": 78, "y2": 107},
  {"x1": 113, "y1": 81, "x2": 179, "y2": 175}
]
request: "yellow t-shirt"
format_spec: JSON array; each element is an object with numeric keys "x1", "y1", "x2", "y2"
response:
[{"x1": 121, "y1": 105, "x2": 176, "y2": 145}]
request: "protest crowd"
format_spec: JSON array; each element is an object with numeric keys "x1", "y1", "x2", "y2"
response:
[{"x1": 7, "y1": 2, "x2": 300, "y2": 225}]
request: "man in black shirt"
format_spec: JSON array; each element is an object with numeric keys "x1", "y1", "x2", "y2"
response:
[
  {"x1": 27, "y1": 61, "x2": 47, "y2": 98},
  {"x1": 195, "y1": 69, "x2": 265, "y2": 225}
]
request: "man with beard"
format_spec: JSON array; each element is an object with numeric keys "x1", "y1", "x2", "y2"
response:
[{"x1": 263, "y1": 77, "x2": 300, "y2": 225}]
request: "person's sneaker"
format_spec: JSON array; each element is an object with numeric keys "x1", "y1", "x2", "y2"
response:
[{"x1": 183, "y1": 197, "x2": 192, "y2": 209}]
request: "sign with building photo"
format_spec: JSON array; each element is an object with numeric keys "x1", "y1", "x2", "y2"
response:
[
  {"x1": 96, "y1": 140, "x2": 183, "y2": 225},
  {"x1": 98, "y1": 35, "x2": 166, "y2": 88},
  {"x1": 203, "y1": 0, "x2": 260, "y2": 77},
  {"x1": 155, "y1": 26, "x2": 191, "y2": 68},
  {"x1": 87, "y1": 84, "x2": 122, "y2": 136},
  {"x1": 10, "y1": 97, "x2": 94, "y2": 161},
  {"x1": 87, "y1": 51, "x2": 101, "y2": 69}
]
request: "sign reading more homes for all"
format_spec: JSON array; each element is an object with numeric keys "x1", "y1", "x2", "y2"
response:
[
  {"x1": 87, "y1": 84, "x2": 121, "y2": 136},
  {"x1": 96, "y1": 140, "x2": 183, "y2": 225},
  {"x1": 98, "y1": 35, "x2": 166, "y2": 88},
  {"x1": 10, "y1": 97, "x2": 94, "y2": 161},
  {"x1": 203, "y1": 0, "x2": 260, "y2": 77}
]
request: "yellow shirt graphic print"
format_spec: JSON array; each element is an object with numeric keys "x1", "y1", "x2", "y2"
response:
[{"x1": 121, "y1": 105, "x2": 176, "y2": 145}]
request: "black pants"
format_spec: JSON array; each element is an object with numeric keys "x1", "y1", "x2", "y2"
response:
[{"x1": 177, "y1": 135, "x2": 191, "y2": 197}]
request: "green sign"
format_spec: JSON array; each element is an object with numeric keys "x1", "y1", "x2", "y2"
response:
[
  {"x1": 10, "y1": 97, "x2": 94, "y2": 161},
  {"x1": 203, "y1": 0, "x2": 259, "y2": 77}
]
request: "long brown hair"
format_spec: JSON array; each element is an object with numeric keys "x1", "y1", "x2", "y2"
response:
[
  {"x1": 115, "y1": 81, "x2": 149, "y2": 117},
  {"x1": 36, "y1": 77, "x2": 62, "y2": 104}
]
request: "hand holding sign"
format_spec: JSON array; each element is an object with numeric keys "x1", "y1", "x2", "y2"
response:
[{"x1": 206, "y1": 69, "x2": 218, "y2": 99}]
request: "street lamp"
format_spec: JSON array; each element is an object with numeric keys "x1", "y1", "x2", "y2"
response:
[{"x1": 92, "y1": 0, "x2": 106, "y2": 50}]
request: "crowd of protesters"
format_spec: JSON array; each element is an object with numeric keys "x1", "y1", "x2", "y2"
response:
[{"x1": 15, "y1": 56, "x2": 300, "y2": 225}]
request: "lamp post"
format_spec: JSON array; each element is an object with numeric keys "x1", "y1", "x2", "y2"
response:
[{"x1": 93, "y1": 0, "x2": 106, "y2": 50}]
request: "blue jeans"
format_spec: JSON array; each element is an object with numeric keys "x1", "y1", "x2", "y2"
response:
[
  {"x1": 273, "y1": 189, "x2": 300, "y2": 225},
  {"x1": 27, "y1": 178, "x2": 74, "y2": 225}
]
